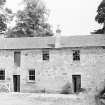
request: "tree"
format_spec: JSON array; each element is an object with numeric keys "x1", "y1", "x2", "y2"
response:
[
  {"x1": 0, "y1": 0, "x2": 13, "y2": 34},
  {"x1": 7, "y1": 0, "x2": 53, "y2": 37},
  {"x1": 92, "y1": 0, "x2": 105, "y2": 34},
  {"x1": 0, "y1": 0, "x2": 7, "y2": 33}
]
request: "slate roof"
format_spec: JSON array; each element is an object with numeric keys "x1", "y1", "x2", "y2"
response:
[
  {"x1": 60, "y1": 34, "x2": 105, "y2": 48},
  {"x1": 0, "y1": 37, "x2": 55, "y2": 49},
  {"x1": 0, "y1": 34, "x2": 105, "y2": 49}
]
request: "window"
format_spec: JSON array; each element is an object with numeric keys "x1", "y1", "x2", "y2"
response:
[
  {"x1": 14, "y1": 51, "x2": 21, "y2": 67},
  {"x1": 42, "y1": 50, "x2": 49, "y2": 60},
  {"x1": 29, "y1": 70, "x2": 35, "y2": 80},
  {"x1": 73, "y1": 50, "x2": 80, "y2": 61},
  {"x1": 0, "y1": 70, "x2": 5, "y2": 80}
]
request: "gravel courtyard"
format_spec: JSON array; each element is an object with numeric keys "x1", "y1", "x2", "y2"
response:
[{"x1": 0, "y1": 92, "x2": 97, "y2": 105}]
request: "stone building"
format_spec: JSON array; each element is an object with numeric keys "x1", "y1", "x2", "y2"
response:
[{"x1": 0, "y1": 34, "x2": 105, "y2": 93}]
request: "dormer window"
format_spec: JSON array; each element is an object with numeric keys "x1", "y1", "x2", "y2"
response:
[{"x1": 73, "y1": 50, "x2": 80, "y2": 61}]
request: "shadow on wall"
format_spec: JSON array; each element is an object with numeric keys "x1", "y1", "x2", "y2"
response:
[
  {"x1": 0, "y1": 84, "x2": 10, "y2": 93},
  {"x1": 36, "y1": 82, "x2": 73, "y2": 94},
  {"x1": 95, "y1": 86, "x2": 105, "y2": 105},
  {"x1": 60, "y1": 82, "x2": 86, "y2": 94},
  {"x1": 60, "y1": 82, "x2": 72, "y2": 94},
  {"x1": 38, "y1": 82, "x2": 86, "y2": 94}
]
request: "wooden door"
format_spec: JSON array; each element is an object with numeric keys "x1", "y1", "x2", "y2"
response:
[
  {"x1": 72, "y1": 75, "x2": 81, "y2": 92},
  {"x1": 13, "y1": 75, "x2": 20, "y2": 92}
]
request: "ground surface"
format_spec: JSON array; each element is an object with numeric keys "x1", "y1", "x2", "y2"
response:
[{"x1": 0, "y1": 92, "x2": 97, "y2": 105}]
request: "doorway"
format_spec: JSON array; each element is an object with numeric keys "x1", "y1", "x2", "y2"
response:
[
  {"x1": 72, "y1": 75, "x2": 81, "y2": 92},
  {"x1": 13, "y1": 75, "x2": 20, "y2": 92}
]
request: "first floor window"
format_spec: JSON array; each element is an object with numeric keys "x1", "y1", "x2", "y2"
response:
[
  {"x1": 14, "y1": 51, "x2": 21, "y2": 67},
  {"x1": 73, "y1": 50, "x2": 80, "y2": 61},
  {"x1": 42, "y1": 50, "x2": 49, "y2": 60},
  {"x1": 0, "y1": 70, "x2": 5, "y2": 80},
  {"x1": 29, "y1": 69, "x2": 35, "y2": 80}
]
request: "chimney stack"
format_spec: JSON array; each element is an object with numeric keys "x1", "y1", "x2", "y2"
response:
[{"x1": 55, "y1": 25, "x2": 61, "y2": 48}]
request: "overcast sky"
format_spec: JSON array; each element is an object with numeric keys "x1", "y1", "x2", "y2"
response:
[{"x1": 5, "y1": 0, "x2": 102, "y2": 36}]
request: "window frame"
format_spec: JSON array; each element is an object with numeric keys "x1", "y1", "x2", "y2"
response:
[
  {"x1": 72, "y1": 75, "x2": 81, "y2": 93},
  {"x1": 73, "y1": 50, "x2": 80, "y2": 61},
  {"x1": 0, "y1": 70, "x2": 5, "y2": 80},
  {"x1": 14, "y1": 51, "x2": 21, "y2": 67},
  {"x1": 28, "y1": 69, "x2": 35, "y2": 81},
  {"x1": 42, "y1": 50, "x2": 49, "y2": 61}
]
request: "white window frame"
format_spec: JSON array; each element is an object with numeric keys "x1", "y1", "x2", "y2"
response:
[
  {"x1": 0, "y1": 70, "x2": 5, "y2": 80},
  {"x1": 28, "y1": 69, "x2": 35, "y2": 81},
  {"x1": 73, "y1": 50, "x2": 80, "y2": 61}
]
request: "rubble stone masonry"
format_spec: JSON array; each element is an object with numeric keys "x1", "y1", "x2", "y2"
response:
[{"x1": 0, "y1": 47, "x2": 105, "y2": 93}]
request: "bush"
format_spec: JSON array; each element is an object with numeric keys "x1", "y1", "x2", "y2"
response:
[{"x1": 60, "y1": 82, "x2": 72, "y2": 94}]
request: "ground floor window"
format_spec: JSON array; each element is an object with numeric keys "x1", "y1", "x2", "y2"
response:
[
  {"x1": 0, "y1": 70, "x2": 5, "y2": 80},
  {"x1": 29, "y1": 69, "x2": 35, "y2": 80}
]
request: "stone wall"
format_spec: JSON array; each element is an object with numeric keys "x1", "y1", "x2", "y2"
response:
[
  {"x1": 0, "y1": 47, "x2": 105, "y2": 93},
  {"x1": 0, "y1": 50, "x2": 14, "y2": 92},
  {"x1": 20, "y1": 47, "x2": 105, "y2": 93}
]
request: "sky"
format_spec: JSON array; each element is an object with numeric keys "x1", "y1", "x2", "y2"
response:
[{"x1": 5, "y1": 0, "x2": 102, "y2": 36}]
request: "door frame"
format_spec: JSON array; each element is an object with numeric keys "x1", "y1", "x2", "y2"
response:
[
  {"x1": 13, "y1": 75, "x2": 20, "y2": 92},
  {"x1": 72, "y1": 75, "x2": 81, "y2": 93}
]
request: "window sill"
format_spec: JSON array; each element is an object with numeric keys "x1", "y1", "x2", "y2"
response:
[
  {"x1": 27, "y1": 80, "x2": 35, "y2": 83},
  {"x1": 0, "y1": 80, "x2": 6, "y2": 83},
  {"x1": 0, "y1": 80, "x2": 5, "y2": 81},
  {"x1": 43, "y1": 60, "x2": 49, "y2": 62},
  {"x1": 72, "y1": 61, "x2": 80, "y2": 64}
]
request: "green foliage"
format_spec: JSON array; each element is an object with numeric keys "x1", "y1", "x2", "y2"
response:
[
  {"x1": 92, "y1": 0, "x2": 105, "y2": 34},
  {"x1": 0, "y1": 0, "x2": 13, "y2": 34},
  {"x1": 7, "y1": 0, "x2": 53, "y2": 37},
  {"x1": 91, "y1": 28, "x2": 105, "y2": 34},
  {"x1": 0, "y1": 0, "x2": 7, "y2": 33},
  {"x1": 0, "y1": 0, "x2": 6, "y2": 7},
  {"x1": 0, "y1": 14, "x2": 7, "y2": 33},
  {"x1": 95, "y1": 0, "x2": 105, "y2": 24}
]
